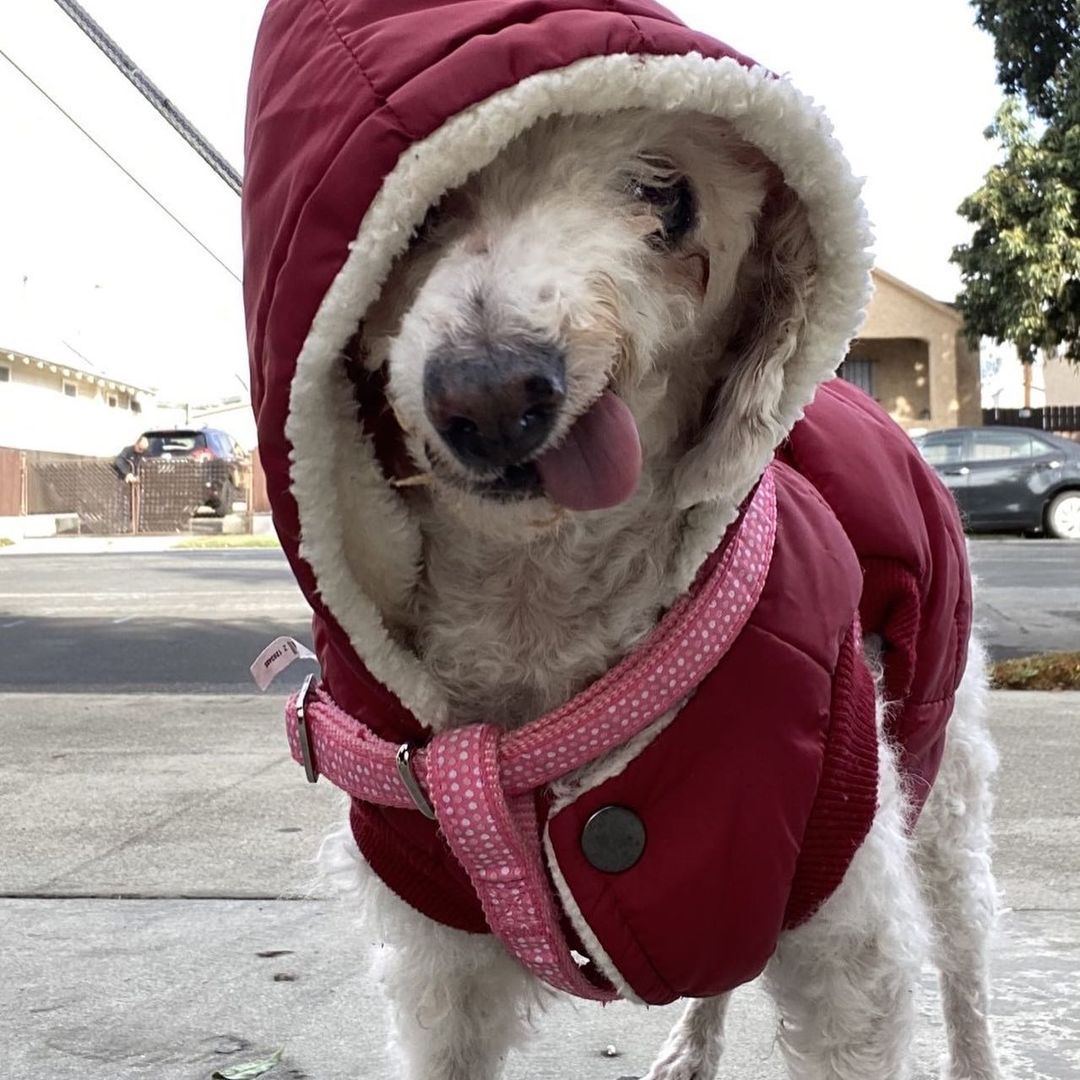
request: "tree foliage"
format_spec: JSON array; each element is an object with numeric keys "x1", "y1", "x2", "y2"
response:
[
  {"x1": 952, "y1": 1, "x2": 1080, "y2": 362},
  {"x1": 972, "y1": 0, "x2": 1080, "y2": 120}
]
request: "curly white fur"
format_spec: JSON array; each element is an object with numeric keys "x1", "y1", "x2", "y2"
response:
[
  {"x1": 360, "y1": 111, "x2": 784, "y2": 727},
  {"x1": 299, "y1": 94, "x2": 999, "y2": 1080}
]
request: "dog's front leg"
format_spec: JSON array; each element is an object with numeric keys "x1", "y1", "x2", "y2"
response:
[
  {"x1": 379, "y1": 905, "x2": 537, "y2": 1080},
  {"x1": 764, "y1": 737, "x2": 926, "y2": 1080},
  {"x1": 640, "y1": 994, "x2": 731, "y2": 1080}
]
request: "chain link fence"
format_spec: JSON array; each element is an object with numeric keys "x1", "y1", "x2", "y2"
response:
[{"x1": 6, "y1": 450, "x2": 251, "y2": 535}]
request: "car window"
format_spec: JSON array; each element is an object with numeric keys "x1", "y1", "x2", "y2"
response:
[
  {"x1": 970, "y1": 430, "x2": 1038, "y2": 461},
  {"x1": 165, "y1": 435, "x2": 203, "y2": 453},
  {"x1": 210, "y1": 431, "x2": 240, "y2": 457},
  {"x1": 145, "y1": 433, "x2": 206, "y2": 456},
  {"x1": 917, "y1": 433, "x2": 966, "y2": 466},
  {"x1": 1030, "y1": 435, "x2": 1060, "y2": 457}
]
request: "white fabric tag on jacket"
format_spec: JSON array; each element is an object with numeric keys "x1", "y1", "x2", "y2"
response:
[{"x1": 250, "y1": 636, "x2": 317, "y2": 690}]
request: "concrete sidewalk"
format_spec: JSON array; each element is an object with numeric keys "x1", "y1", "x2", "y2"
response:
[
  {"x1": 3, "y1": 691, "x2": 1078, "y2": 1079},
  {"x1": 0, "y1": 528, "x2": 279, "y2": 556},
  {"x1": 0, "y1": 534, "x2": 195, "y2": 555}
]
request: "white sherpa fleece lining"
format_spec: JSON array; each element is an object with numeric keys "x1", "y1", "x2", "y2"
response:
[{"x1": 285, "y1": 51, "x2": 874, "y2": 728}]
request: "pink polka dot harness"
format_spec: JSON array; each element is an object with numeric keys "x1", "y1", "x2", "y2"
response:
[{"x1": 284, "y1": 466, "x2": 777, "y2": 999}]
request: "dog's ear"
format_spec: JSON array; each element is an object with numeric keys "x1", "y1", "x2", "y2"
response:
[{"x1": 673, "y1": 181, "x2": 816, "y2": 508}]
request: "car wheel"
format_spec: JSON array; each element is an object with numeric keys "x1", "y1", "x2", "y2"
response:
[
  {"x1": 1046, "y1": 490, "x2": 1080, "y2": 540},
  {"x1": 213, "y1": 482, "x2": 240, "y2": 517}
]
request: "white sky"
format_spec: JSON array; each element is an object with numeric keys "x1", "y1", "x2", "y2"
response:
[{"x1": 0, "y1": 0, "x2": 1003, "y2": 402}]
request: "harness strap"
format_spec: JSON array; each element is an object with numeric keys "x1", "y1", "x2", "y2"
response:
[
  {"x1": 284, "y1": 466, "x2": 777, "y2": 996},
  {"x1": 427, "y1": 724, "x2": 610, "y2": 998}
]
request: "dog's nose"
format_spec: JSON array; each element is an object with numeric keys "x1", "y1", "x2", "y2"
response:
[{"x1": 423, "y1": 342, "x2": 566, "y2": 470}]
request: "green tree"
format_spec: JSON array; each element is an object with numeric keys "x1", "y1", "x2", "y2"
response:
[{"x1": 952, "y1": 1, "x2": 1080, "y2": 374}]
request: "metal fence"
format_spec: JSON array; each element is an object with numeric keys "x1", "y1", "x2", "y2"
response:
[
  {"x1": 26, "y1": 457, "x2": 130, "y2": 533},
  {"x1": 982, "y1": 405, "x2": 1080, "y2": 433},
  {"x1": 4, "y1": 450, "x2": 251, "y2": 534}
]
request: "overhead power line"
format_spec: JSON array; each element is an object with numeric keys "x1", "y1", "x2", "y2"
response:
[
  {"x1": 0, "y1": 45, "x2": 241, "y2": 283},
  {"x1": 52, "y1": 0, "x2": 243, "y2": 196}
]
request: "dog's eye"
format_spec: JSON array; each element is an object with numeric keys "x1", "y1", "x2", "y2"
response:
[
  {"x1": 416, "y1": 201, "x2": 446, "y2": 241},
  {"x1": 629, "y1": 176, "x2": 696, "y2": 247},
  {"x1": 415, "y1": 191, "x2": 471, "y2": 243}
]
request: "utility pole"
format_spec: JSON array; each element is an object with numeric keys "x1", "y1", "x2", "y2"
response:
[{"x1": 52, "y1": 0, "x2": 242, "y2": 195}]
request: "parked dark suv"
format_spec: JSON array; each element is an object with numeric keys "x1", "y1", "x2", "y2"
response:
[
  {"x1": 913, "y1": 426, "x2": 1080, "y2": 539},
  {"x1": 141, "y1": 428, "x2": 245, "y2": 463},
  {"x1": 139, "y1": 428, "x2": 248, "y2": 516}
]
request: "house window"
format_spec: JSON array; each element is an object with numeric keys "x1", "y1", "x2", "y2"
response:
[
  {"x1": 838, "y1": 355, "x2": 875, "y2": 396},
  {"x1": 107, "y1": 394, "x2": 118, "y2": 408},
  {"x1": 0, "y1": 365, "x2": 10, "y2": 383},
  {"x1": 63, "y1": 381, "x2": 78, "y2": 398}
]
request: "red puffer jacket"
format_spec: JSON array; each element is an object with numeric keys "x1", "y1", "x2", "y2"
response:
[
  {"x1": 243, "y1": 0, "x2": 970, "y2": 1004},
  {"x1": 305, "y1": 383, "x2": 969, "y2": 1004}
]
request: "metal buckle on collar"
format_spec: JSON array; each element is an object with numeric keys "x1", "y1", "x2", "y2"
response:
[
  {"x1": 295, "y1": 673, "x2": 319, "y2": 784},
  {"x1": 396, "y1": 743, "x2": 437, "y2": 820}
]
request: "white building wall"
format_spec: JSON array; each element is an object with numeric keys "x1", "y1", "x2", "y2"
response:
[
  {"x1": 0, "y1": 356, "x2": 148, "y2": 456},
  {"x1": 980, "y1": 341, "x2": 1046, "y2": 410}
]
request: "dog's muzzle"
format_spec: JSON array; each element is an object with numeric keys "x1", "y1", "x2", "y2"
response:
[{"x1": 423, "y1": 340, "x2": 566, "y2": 471}]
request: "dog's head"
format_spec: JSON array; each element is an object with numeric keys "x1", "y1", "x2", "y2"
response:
[
  {"x1": 359, "y1": 111, "x2": 816, "y2": 534},
  {"x1": 246, "y1": 20, "x2": 874, "y2": 721}
]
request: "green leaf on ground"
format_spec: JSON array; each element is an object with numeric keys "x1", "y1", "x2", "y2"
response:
[
  {"x1": 211, "y1": 1048, "x2": 284, "y2": 1079},
  {"x1": 991, "y1": 651, "x2": 1080, "y2": 691}
]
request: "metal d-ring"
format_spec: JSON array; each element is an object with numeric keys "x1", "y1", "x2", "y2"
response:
[
  {"x1": 396, "y1": 743, "x2": 437, "y2": 820},
  {"x1": 294, "y1": 673, "x2": 319, "y2": 784}
]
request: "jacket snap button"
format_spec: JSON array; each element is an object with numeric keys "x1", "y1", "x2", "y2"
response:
[{"x1": 580, "y1": 805, "x2": 646, "y2": 873}]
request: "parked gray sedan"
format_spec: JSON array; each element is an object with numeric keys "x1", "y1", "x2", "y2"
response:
[{"x1": 913, "y1": 426, "x2": 1080, "y2": 539}]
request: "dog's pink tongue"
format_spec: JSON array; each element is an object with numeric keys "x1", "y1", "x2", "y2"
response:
[{"x1": 536, "y1": 390, "x2": 641, "y2": 511}]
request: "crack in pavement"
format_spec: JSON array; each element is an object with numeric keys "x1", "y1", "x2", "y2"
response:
[{"x1": 33, "y1": 753, "x2": 294, "y2": 892}]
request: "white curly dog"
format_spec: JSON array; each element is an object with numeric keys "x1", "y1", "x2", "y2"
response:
[{"x1": 320, "y1": 110, "x2": 1001, "y2": 1080}]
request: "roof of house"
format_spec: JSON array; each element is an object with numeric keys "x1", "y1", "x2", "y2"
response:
[
  {"x1": 1, "y1": 346, "x2": 150, "y2": 396},
  {"x1": 871, "y1": 268, "x2": 963, "y2": 325}
]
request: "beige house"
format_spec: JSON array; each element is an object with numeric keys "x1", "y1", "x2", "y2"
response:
[
  {"x1": 0, "y1": 347, "x2": 150, "y2": 456},
  {"x1": 840, "y1": 269, "x2": 981, "y2": 430}
]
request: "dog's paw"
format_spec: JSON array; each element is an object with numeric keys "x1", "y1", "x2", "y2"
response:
[
  {"x1": 638, "y1": 1041, "x2": 717, "y2": 1080},
  {"x1": 940, "y1": 1046, "x2": 1003, "y2": 1080},
  {"x1": 941, "y1": 1066, "x2": 1003, "y2": 1080}
]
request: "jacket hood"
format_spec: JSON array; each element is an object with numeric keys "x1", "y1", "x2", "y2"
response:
[{"x1": 242, "y1": 0, "x2": 873, "y2": 726}]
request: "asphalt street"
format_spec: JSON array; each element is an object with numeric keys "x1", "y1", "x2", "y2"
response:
[
  {"x1": 0, "y1": 550, "x2": 317, "y2": 693},
  {"x1": 0, "y1": 539, "x2": 1077, "y2": 695},
  {"x1": 969, "y1": 539, "x2": 1080, "y2": 658}
]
